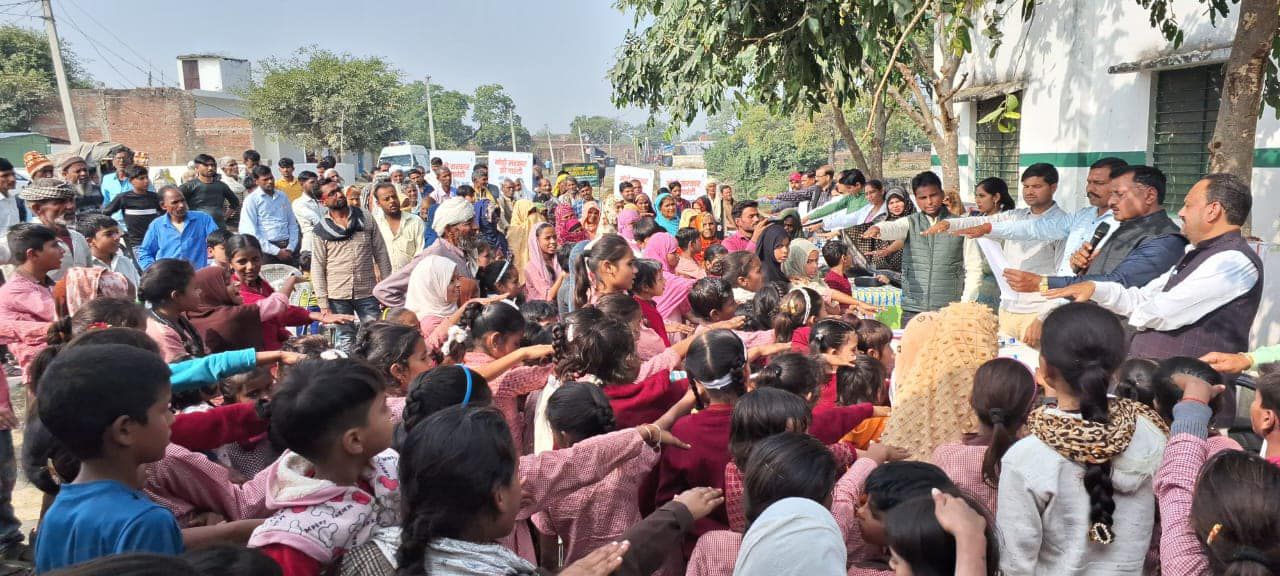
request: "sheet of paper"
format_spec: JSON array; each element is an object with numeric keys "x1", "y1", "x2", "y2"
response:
[{"x1": 976, "y1": 237, "x2": 1015, "y2": 297}]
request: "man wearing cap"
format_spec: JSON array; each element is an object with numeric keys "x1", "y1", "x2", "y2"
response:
[
  {"x1": 373, "y1": 196, "x2": 477, "y2": 307},
  {"x1": 57, "y1": 155, "x2": 103, "y2": 216},
  {"x1": 23, "y1": 151, "x2": 53, "y2": 181},
  {"x1": 18, "y1": 178, "x2": 89, "y2": 280}
]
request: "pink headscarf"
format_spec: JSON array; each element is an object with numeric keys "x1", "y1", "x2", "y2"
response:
[
  {"x1": 617, "y1": 208, "x2": 640, "y2": 241},
  {"x1": 523, "y1": 221, "x2": 561, "y2": 301},
  {"x1": 555, "y1": 203, "x2": 589, "y2": 245},
  {"x1": 642, "y1": 232, "x2": 695, "y2": 318}
]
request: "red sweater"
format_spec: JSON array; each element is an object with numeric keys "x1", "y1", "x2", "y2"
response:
[
  {"x1": 824, "y1": 270, "x2": 852, "y2": 297},
  {"x1": 810, "y1": 402, "x2": 875, "y2": 445},
  {"x1": 790, "y1": 326, "x2": 812, "y2": 353},
  {"x1": 655, "y1": 404, "x2": 733, "y2": 556},
  {"x1": 237, "y1": 278, "x2": 313, "y2": 351},
  {"x1": 602, "y1": 371, "x2": 687, "y2": 429},
  {"x1": 169, "y1": 402, "x2": 266, "y2": 452},
  {"x1": 636, "y1": 296, "x2": 671, "y2": 346}
]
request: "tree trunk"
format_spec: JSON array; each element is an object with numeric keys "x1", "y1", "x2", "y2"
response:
[
  {"x1": 937, "y1": 128, "x2": 961, "y2": 205},
  {"x1": 868, "y1": 99, "x2": 888, "y2": 179},
  {"x1": 1207, "y1": 0, "x2": 1280, "y2": 183},
  {"x1": 830, "y1": 102, "x2": 872, "y2": 176}
]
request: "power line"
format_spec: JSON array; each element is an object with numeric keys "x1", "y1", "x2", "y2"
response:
[
  {"x1": 53, "y1": 4, "x2": 136, "y2": 88},
  {"x1": 62, "y1": 0, "x2": 175, "y2": 87}
]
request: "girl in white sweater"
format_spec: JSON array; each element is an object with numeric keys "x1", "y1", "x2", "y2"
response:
[{"x1": 997, "y1": 302, "x2": 1168, "y2": 575}]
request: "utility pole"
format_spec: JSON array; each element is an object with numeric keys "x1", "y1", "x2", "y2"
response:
[
  {"x1": 577, "y1": 125, "x2": 587, "y2": 162},
  {"x1": 424, "y1": 75, "x2": 437, "y2": 150},
  {"x1": 545, "y1": 124, "x2": 555, "y2": 170},
  {"x1": 509, "y1": 107, "x2": 517, "y2": 152},
  {"x1": 608, "y1": 130, "x2": 613, "y2": 160},
  {"x1": 42, "y1": 0, "x2": 79, "y2": 143}
]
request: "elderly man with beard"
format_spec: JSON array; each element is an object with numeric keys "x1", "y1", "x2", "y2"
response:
[
  {"x1": 310, "y1": 178, "x2": 391, "y2": 351},
  {"x1": 56, "y1": 155, "x2": 103, "y2": 216},
  {"x1": 18, "y1": 179, "x2": 89, "y2": 280},
  {"x1": 374, "y1": 196, "x2": 477, "y2": 308}
]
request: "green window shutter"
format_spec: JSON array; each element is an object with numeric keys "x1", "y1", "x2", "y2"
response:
[
  {"x1": 974, "y1": 92, "x2": 1022, "y2": 198},
  {"x1": 1153, "y1": 65, "x2": 1222, "y2": 212}
]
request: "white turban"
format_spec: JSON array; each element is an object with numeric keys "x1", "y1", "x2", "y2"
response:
[{"x1": 432, "y1": 197, "x2": 475, "y2": 235}]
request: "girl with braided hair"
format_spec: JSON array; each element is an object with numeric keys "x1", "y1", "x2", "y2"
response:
[{"x1": 998, "y1": 302, "x2": 1168, "y2": 575}]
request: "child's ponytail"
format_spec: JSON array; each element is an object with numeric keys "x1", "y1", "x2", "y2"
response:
[
  {"x1": 686, "y1": 329, "x2": 749, "y2": 401},
  {"x1": 547, "y1": 382, "x2": 617, "y2": 441},
  {"x1": 970, "y1": 358, "x2": 1037, "y2": 487},
  {"x1": 755, "y1": 352, "x2": 823, "y2": 405},
  {"x1": 574, "y1": 234, "x2": 632, "y2": 309},
  {"x1": 773, "y1": 287, "x2": 820, "y2": 342}
]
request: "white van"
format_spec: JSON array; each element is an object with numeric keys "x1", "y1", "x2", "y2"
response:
[{"x1": 377, "y1": 142, "x2": 430, "y2": 169}]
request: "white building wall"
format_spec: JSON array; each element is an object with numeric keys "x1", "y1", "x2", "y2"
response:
[{"x1": 941, "y1": 0, "x2": 1280, "y2": 346}]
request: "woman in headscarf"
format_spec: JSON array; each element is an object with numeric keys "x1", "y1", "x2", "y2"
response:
[
  {"x1": 505, "y1": 199, "x2": 542, "y2": 282},
  {"x1": 406, "y1": 255, "x2": 472, "y2": 349},
  {"x1": 186, "y1": 265, "x2": 271, "y2": 354},
  {"x1": 633, "y1": 192, "x2": 655, "y2": 217},
  {"x1": 754, "y1": 222, "x2": 791, "y2": 285},
  {"x1": 868, "y1": 188, "x2": 914, "y2": 273},
  {"x1": 641, "y1": 232, "x2": 696, "y2": 337},
  {"x1": 777, "y1": 208, "x2": 803, "y2": 239},
  {"x1": 580, "y1": 200, "x2": 602, "y2": 239},
  {"x1": 554, "y1": 192, "x2": 589, "y2": 245},
  {"x1": 679, "y1": 196, "x2": 712, "y2": 230},
  {"x1": 523, "y1": 222, "x2": 563, "y2": 302},
  {"x1": 690, "y1": 213, "x2": 721, "y2": 264},
  {"x1": 783, "y1": 238, "x2": 878, "y2": 316},
  {"x1": 616, "y1": 208, "x2": 641, "y2": 243},
  {"x1": 882, "y1": 301, "x2": 998, "y2": 460},
  {"x1": 653, "y1": 191, "x2": 681, "y2": 236}
]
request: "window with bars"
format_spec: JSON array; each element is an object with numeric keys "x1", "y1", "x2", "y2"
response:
[
  {"x1": 974, "y1": 93, "x2": 1022, "y2": 198},
  {"x1": 1152, "y1": 65, "x2": 1222, "y2": 212}
]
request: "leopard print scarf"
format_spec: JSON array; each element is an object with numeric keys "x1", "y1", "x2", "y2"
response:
[{"x1": 1026, "y1": 397, "x2": 1169, "y2": 465}]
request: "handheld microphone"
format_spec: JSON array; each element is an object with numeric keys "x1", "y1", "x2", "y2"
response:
[{"x1": 1073, "y1": 222, "x2": 1111, "y2": 273}]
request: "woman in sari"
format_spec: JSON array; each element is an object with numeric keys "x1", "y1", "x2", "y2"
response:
[
  {"x1": 653, "y1": 191, "x2": 681, "y2": 235},
  {"x1": 505, "y1": 199, "x2": 542, "y2": 283},
  {"x1": 581, "y1": 200, "x2": 602, "y2": 239}
]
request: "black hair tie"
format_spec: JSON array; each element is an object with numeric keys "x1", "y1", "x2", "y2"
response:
[
  {"x1": 988, "y1": 407, "x2": 1006, "y2": 426},
  {"x1": 1229, "y1": 546, "x2": 1270, "y2": 567}
]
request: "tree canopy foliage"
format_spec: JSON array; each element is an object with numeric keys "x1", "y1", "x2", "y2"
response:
[
  {"x1": 397, "y1": 81, "x2": 472, "y2": 149},
  {"x1": 0, "y1": 25, "x2": 92, "y2": 131}
]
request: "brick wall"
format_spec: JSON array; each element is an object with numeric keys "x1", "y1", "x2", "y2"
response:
[
  {"x1": 31, "y1": 88, "x2": 203, "y2": 165},
  {"x1": 194, "y1": 117, "x2": 254, "y2": 159}
]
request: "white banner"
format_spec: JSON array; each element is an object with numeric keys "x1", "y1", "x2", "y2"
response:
[
  {"x1": 659, "y1": 169, "x2": 708, "y2": 202},
  {"x1": 429, "y1": 150, "x2": 476, "y2": 184},
  {"x1": 487, "y1": 151, "x2": 534, "y2": 192},
  {"x1": 614, "y1": 165, "x2": 655, "y2": 199}
]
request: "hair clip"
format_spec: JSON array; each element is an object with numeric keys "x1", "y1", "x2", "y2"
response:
[
  {"x1": 1089, "y1": 522, "x2": 1114, "y2": 545},
  {"x1": 319, "y1": 349, "x2": 348, "y2": 360},
  {"x1": 1206, "y1": 523, "x2": 1223, "y2": 545},
  {"x1": 460, "y1": 365, "x2": 473, "y2": 406},
  {"x1": 87, "y1": 322, "x2": 109, "y2": 330}
]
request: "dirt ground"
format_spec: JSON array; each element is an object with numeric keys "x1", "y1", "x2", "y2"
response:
[{"x1": 8, "y1": 378, "x2": 45, "y2": 539}]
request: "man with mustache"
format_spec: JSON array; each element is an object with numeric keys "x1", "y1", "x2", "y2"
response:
[
  {"x1": 58, "y1": 155, "x2": 103, "y2": 216},
  {"x1": 310, "y1": 178, "x2": 391, "y2": 351},
  {"x1": 19, "y1": 178, "x2": 88, "y2": 280}
]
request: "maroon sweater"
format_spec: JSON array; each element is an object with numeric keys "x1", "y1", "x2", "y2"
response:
[{"x1": 654, "y1": 404, "x2": 733, "y2": 557}]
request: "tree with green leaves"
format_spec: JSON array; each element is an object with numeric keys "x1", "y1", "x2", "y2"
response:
[
  {"x1": 704, "y1": 103, "x2": 830, "y2": 197},
  {"x1": 397, "y1": 81, "x2": 473, "y2": 150},
  {"x1": 469, "y1": 84, "x2": 532, "y2": 151},
  {"x1": 609, "y1": 0, "x2": 995, "y2": 194},
  {"x1": 0, "y1": 24, "x2": 92, "y2": 132},
  {"x1": 569, "y1": 115, "x2": 629, "y2": 146},
  {"x1": 246, "y1": 47, "x2": 402, "y2": 158}
]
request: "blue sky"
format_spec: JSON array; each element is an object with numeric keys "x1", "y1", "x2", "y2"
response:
[{"x1": 6, "y1": 0, "x2": 656, "y2": 131}]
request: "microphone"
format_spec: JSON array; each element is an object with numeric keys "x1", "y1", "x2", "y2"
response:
[{"x1": 1073, "y1": 222, "x2": 1111, "y2": 273}]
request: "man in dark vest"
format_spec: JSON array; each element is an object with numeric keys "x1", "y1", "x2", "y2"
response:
[
  {"x1": 1005, "y1": 165, "x2": 1186, "y2": 295},
  {"x1": 1045, "y1": 173, "x2": 1261, "y2": 361},
  {"x1": 865, "y1": 171, "x2": 966, "y2": 326}
]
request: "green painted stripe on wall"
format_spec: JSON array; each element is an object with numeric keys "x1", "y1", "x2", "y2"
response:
[
  {"x1": 929, "y1": 154, "x2": 970, "y2": 167},
  {"x1": 931, "y1": 148, "x2": 1280, "y2": 169},
  {"x1": 1018, "y1": 151, "x2": 1146, "y2": 167},
  {"x1": 1255, "y1": 148, "x2": 1280, "y2": 168}
]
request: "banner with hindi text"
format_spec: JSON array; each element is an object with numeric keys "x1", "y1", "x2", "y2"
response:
[
  {"x1": 429, "y1": 150, "x2": 476, "y2": 183},
  {"x1": 658, "y1": 169, "x2": 708, "y2": 202},
  {"x1": 487, "y1": 151, "x2": 534, "y2": 192},
  {"x1": 614, "y1": 165, "x2": 654, "y2": 199}
]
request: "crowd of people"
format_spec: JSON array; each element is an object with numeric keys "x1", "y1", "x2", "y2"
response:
[{"x1": 0, "y1": 143, "x2": 1273, "y2": 576}]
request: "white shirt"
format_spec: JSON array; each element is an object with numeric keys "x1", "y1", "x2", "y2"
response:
[
  {"x1": 1091, "y1": 242, "x2": 1259, "y2": 332},
  {"x1": 292, "y1": 195, "x2": 324, "y2": 254},
  {"x1": 49, "y1": 229, "x2": 91, "y2": 282},
  {"x1": 992, "y1": 205, "x2": 1115, "y2": 277},
  {"x1": 0, "y1": 190, "x2": 21, "y2": 265},
  {"x1": 948, "y1": 205, "x2": 1067, "y2": 314}
]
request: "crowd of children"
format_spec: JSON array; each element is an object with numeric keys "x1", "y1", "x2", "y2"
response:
[{"x1": 0, "y1": 165, "x2": 1276, "y2": 576}]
